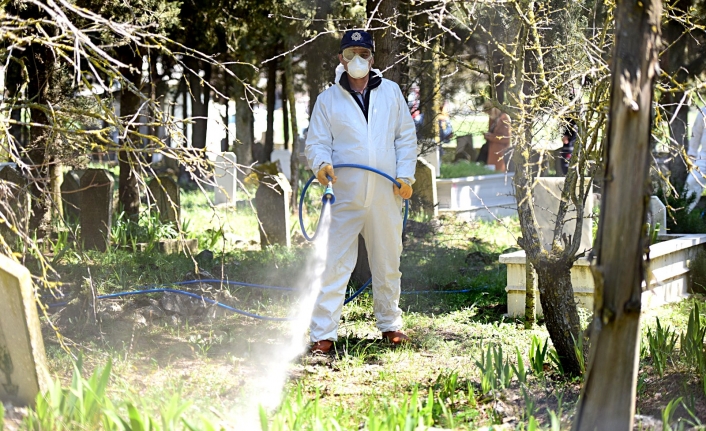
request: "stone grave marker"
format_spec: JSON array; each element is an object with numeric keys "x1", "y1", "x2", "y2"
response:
[
  {"x1": 80, "y1": 169, "x2": 114, "y2": 251},
  {"x1": 411, "y1": 158, "x2": 438, "y2": 217},
  {"x1": 648, "y1": 196, "x2": 667, "y2": 235},
  {"x1": 0, "y1": 253, "x2": 50, "y2": 406},
  {"x1": 148, "y1": 176, "x2": 180, "y2": 224},
  {"x1": 532, "y1": 177, "x2": 594, "y2": 254},
  {"x1": 61, "y1": 171, "x2": 82, "y2": 221},
  {"x1": 0, "y1": 165, "x2": 30, "y2": 242},
  {"x1": 271, "y1": 149, "x2": 292, "y2": 181},
  {"x1": 254, "y1": 173, "x2": 291, "y2": 248},
  {"x1": 419, "y1": 143, "x2": 441, "y2": 178},
  {"x1": 214, "y1": 152, "x2": 237, "y2": 206}
]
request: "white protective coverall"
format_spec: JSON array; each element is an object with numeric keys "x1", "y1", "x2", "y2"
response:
[
  {"x1": 305, "y1": 65, "x2": 417, "y2": 342},
  {"x1": 685, "y1": 107, "x2": 706, "y2": 212}
]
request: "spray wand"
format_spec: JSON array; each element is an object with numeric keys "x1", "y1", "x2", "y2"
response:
[{"x1": 322, "y1": 175, "x2": 336, "y2": 204}]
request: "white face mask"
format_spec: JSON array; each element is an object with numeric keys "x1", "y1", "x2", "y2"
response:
[{"x1": 347, "y1": 55, "x2": 370, "y2": 79}]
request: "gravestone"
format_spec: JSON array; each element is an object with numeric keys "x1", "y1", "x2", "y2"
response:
[
  {"x1": 254, "y1": 173, "x2": 291, "y2": 248},
  {"x1": 214, "y1": 152, "x2": 237, "y2": 206},
  {"x1": 61, "y1": 171, "x2": 82, "y2": 222},
  {"x1": 80, "y1": 169, "x2": 114, "y2": 251},
  {"x1": 0, "y1": 165, "x2": 30, "y2": 242},
  {"x1": 0, "y1": 254, "x2": 50, "y2": 406},
  {"x1": 648, "y1": 196, "x2": 667, "y2": 235},
  {"x1": 148, "y1": 176, "x2": 180, "y2": 224},
  {"x1": 454, "y1": 135, "x2": 476, "y2": 162},
  {"x1": 532, "y1": 177, "x2": 594, "y2": 254},
  {"x1": 411, "y1": 158, "x2": 438, "y2": 217},
  {"x1": 419, "y1": 141, "x2": 441, "y2": 178},
  {"x1": 271, "y1": 149, "x2": 292, "y2": 181}
]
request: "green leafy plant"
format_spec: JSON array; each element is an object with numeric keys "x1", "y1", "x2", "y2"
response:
[
  {"x1": 680, "y1": 303, "x2": 706, "y2": 369},
  {"x1": 571, "y1": 333, "x2": 586, "y2": 376},
  {"x1": 528, "y1": 335, "x2": 549, "y2": 377},
  {"x1": 661, "y1": 397, "x2": 683, "y2": 431},
  {"x1": 475, "y1": 344, "x2": 514, "y2": 394},
  {"x1": 646, "y1": 317, "x2": 678, "y2": 377},
  {"x1": 548, "y1": 348, "x2": 564, "y2": 376},
  {"x1": 512, "y1": 347, "x2": 527, "y2": 385}
]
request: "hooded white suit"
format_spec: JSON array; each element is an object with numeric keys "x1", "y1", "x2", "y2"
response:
[
  {"x1": 685, "y1": 107, "x2": 706, "y2": 212},
  {"x1": 305, "y1": 65, "x2": 417, "y2": 342}
]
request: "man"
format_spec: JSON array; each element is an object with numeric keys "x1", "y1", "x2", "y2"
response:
[
  {"x1": 684, "y1": 106, "x2": 706, "y2": 212},
  {"x1": 305, "y1": 30, "x2": 418, "y2": 354}
]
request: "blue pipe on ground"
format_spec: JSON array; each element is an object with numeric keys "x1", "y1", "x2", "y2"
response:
[{"x1": 47, "y1": 165, "x2": 483, "y2": 321}]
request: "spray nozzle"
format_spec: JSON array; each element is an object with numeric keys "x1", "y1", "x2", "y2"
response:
[{"x1": 322, "y1": 175, "x2": 335, "y2": 204}]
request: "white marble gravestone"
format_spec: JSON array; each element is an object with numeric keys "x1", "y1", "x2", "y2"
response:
[
  {"x1": 214, "y1": 152, "x2": 237, "y2": 206},
  {"x1": 533, "y1": 177, "x2": 594, "y2": 253}
]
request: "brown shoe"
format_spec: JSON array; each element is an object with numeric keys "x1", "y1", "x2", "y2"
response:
[
  {"x1": 382, "y1": 331, "x2": 410, "y2": 345},
  {"x1": 310, "y1": 340, "x2": 333, "y2": 354}
]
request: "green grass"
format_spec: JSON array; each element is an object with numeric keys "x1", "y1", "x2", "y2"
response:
[
  {"x1": 25, "y1": 178, "x2": 706, "y2": 430},
  {"x1": 439, "y1": 160, "x2": 498, "y2": 178}
]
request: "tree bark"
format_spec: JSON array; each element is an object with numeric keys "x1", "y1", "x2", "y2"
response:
[
  {"x1": 282, "y1": 71, "x2": 290, "y2": 150},
  {"x1": 535, "y1": 258, "x2": 582, "y2": 375},
  {"x1": 367, "y1": 0, "x2": 402, "y2": 84},
  {"x1": 285, "y1": 52, "x2": 299, "y2": 214},
  {"x1": 419, "y1": 33, "x2": 441, "y2": 145},
  {"x1": 264, "y1": 55, "x2": 278, "y2": 162},
  {"x1": 117, "y1": 46, "x2": 142, "y2": 220},
  {"x1": 524, "y1": 261, "x2": 535, "y2": 328},
  {"x1": 233, "y1": 67, "x2": 255, "y2": 170},
  {"x1": 305, "y1": 2, "x2": 336, "y2": 119},
  {"x1": 25, "y1": 42, "x2": 56, "y2": 237},
  {"x1": 572, "y1": 1, "x2": 662, "y2": 429},
  {"x1": 189, "y1": 59, "x2": 211, "y2": 150}
]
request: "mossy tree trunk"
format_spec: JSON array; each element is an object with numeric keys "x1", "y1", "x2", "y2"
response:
[{"x1": 573, "y1": 0, "x2": 662, "y2": 429}]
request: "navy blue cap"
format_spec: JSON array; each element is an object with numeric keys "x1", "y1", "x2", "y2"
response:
[{"x1": 340, "y1": 30, "x2": 374, "y2": 52}]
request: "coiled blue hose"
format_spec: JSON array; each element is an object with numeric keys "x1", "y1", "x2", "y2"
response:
[{"x1": 297, "y1": 163, "x2": 409, "y2": 304}]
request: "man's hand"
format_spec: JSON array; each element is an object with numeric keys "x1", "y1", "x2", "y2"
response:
[
  {"x1": 317, "y1": 164, "x2": 336, "y2": 186},
  {"x1": 393, "y1": 179, "x2": 413, "y2": 199}
]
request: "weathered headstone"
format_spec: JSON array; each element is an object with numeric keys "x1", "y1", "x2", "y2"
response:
[
  {"x1": 454, "y1": 135, "x2": 476, "y2": 162},
  {"x1": 648, "y1": 196, "x2": 667, "y2": 235},
  {"x1": 148, "y1": 176, "x2": 180, "y2": 224},
  {"x1": 532, "y1": 177, "x2": 594, "y2": 254},
  {"x1": 254, "y1": 173, "x2": 291, "y2": 248},
  {"x1": 0, "y1": 165, "x2": 30, "y2": 242},
  {"x1": 271, "y1": 149, "x2": 292, "y2": 181},
  {"x1": 419, "y1": 141, "x2": 441, "y2": 178},
  {"x1": 61, "y1": 171, "x2": 82, "y2": 222},
  {"x1": 214, "y1": 152, "x2": 237, "y2": 206},
  {"x1": 411, "y1": 158, "x2": 438, "y2": 217},
  {"x1": 0, "y1": 254, "x2": 50, "y2": 406},
  {"x1": 80, "y1": 169, "x2": 114, "y2": 251}
]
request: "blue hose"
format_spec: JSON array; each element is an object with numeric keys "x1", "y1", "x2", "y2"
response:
[
  {"x1": 298, "y1": 163, "x2": 409, "y2": 304},
  {"x1": 46, "y1": 165, "x2": 478, "y2": 321}
]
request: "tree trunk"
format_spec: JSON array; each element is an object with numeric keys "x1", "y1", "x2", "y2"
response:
[
  {"x1": 117, "y1": 46, "x2": 142, "y2": 219},
  {"x1": 305, "y1": 2, "x2": 335, "y2": 119},
  {"x1": 25, "y1": 42, "x2": 55, "y2": 237},
  {"x1": 189, "y1": 59, "x2": 211, "y2": 151},
  {"x1": 367, "y1": 0, "x2": 402, "y2": 84},
  {"x1": 524, "y1": 261, "x2": 535, "y2": 328},
  {"x1": 264, "y1": 55, "x2": 278, "y2": 162},
  {"x1": 282, "y1": 71, "x2": 290, "y2": 150},
  {"x1": 535, "y1": 258, "x2": 582, "y2": 375},
  {"x1": 234, "y1": 80, "x2": 254, "y2": 169},
  {"x1": 572, "y1": 1, "x2": 662, "y2": 429},
  {"x1": 285, "y1": 52, "x2": 299, "y2": 213},
  {"x1": 419, "y1": 26, "x2": 441, "y2": 156}
]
